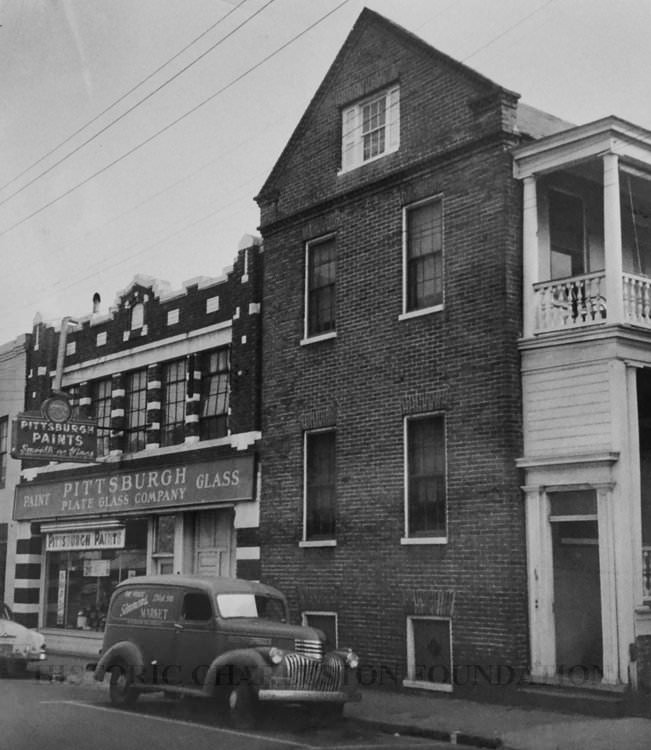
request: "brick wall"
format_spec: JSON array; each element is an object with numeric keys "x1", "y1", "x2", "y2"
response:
[{"x1": 257, "y1": 11, "x2": 527, "y2": 687}]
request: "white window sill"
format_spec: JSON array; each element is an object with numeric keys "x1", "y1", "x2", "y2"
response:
[
  {"x1": 299, "y1": 539, "x2": 337, "y2": 548},
  {"x1": 337, "y1": 147, "x2": 399, "y2": 176},
  {"x1": 398, "y1": 305, "x2": 443, "y2": 322},
  {"x1": 403, "y1": 679, "x2": 452, "y2": 693},
  {"x1": 400, "y1": 537, "x2": 447, "y2": 546},
  {"x1": 300, "y1": 331, "x2": 336, "y2": 346}
]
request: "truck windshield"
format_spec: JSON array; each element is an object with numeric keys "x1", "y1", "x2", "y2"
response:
[{"x1": 216, "y1": 593, "x2": 286, "y2": 622}]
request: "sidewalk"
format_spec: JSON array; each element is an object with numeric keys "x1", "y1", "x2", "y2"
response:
[
  {"x1": 346, "y1": 686, "x2": 651, "y2": 750},
  {"x1": 38, "y1": 652, "x2": 651, "y2": 750}
]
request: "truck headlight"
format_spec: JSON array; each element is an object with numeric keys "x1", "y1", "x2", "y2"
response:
[
  {"x1": 345, "y1": 649, "x2": 359, "y2": 669},
  {"x1": 268, "y1": 647, "x2": 284, "y2": 665}
]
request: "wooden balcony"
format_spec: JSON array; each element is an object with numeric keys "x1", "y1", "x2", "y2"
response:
[{"x1": 532, "y1": 272, "x2": 651, "y2": 334}]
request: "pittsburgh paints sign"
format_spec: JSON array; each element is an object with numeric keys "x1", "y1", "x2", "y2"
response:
[
  {"x1": 11, "y1": 415, "x2": 97, "y2": 463},
  {"x1": 13, "y1": 456, "x2": 254, "y2": 521},
  {"x1": 46, "y1": 528, "x2": 126, "y2": 551}
]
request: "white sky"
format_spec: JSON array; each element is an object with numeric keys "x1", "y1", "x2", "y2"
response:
[{"x1": 1, "y1": 0, "x2": 649, "y2": 344}]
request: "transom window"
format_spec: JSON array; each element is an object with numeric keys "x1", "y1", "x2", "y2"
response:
[
  {"x1": 405, "y1": 415, "x2": 446, "y2": 539},
  {"x1": 341, "y1": 86, "x2": 400, "y2": 173},
  {"x1": 161, "y1": 358, "x2": 187, "y2": 446},
  {"x1": 200, "y1": 348, "x2": 229, "y2": 440},
  {"x1": 125, "y1": 368, "x2": 147, "y2": 453},
  {"x1": 405, "y1": 198, "x2": 443, "y2": 313},
  {"x1": 306, "y1": 236, "x2": 336, "y2": 338},
  {"x1": 304, "y1": 430, "x2": 336, "y2": 541}
]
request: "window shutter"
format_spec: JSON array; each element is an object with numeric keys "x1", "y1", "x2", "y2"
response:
[
  {"x1": 387, "y1": 87, "x2": 400, "y2": 152},
  {"x1": 341, "y1": 104, "x2": 357, "y2": 172}
]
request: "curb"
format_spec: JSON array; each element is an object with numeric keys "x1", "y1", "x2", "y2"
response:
[{"x1": 349, "y1": 716, "x2": 503, "y2": 749}]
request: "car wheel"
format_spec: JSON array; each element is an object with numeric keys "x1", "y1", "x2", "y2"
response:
[
  {"x1": 227, "y1": 682, "x2": 258, "y2": 730},
  {"x1": 108, "y1": 662, "x2": 139, "y2": 707}
]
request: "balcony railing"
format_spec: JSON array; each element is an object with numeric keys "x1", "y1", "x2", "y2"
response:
[
  {"x1": 533, "y1": 272, "x2": 606, "y2": 333},
  {"x1": 644, "y1": 546, "x2": 651, "y2": 601},
  {"x1": 533, "y1": 272, "x2": 651, "y2": 333}
]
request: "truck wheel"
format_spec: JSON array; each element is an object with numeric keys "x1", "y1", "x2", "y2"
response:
[
  {"x1": 109, "y1": 662, "x2": 139, "y2": 707},
  {"x1": 227, "y1": 682, "x2": 258, "y2": 730}
]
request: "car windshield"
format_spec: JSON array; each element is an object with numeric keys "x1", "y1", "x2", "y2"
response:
[{"x1": 216, "y1": 593, "x2": 287, "y2": 622}]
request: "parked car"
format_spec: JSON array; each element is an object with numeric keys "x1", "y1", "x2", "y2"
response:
[
  {"x1": 94, "y1": 575, "x2": 360, "y2": 727},
  {"x1": 0, "y1": 602, "x2": 47, "y2": 676}
]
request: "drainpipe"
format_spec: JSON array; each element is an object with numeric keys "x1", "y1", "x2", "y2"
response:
[{"x1": 52, "y1": 316, "x2": 79, "y2": 394}]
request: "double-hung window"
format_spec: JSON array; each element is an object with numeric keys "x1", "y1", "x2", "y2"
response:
[
  {"x1": 305, "y1": 236, "x2": 336, "y2": 340},
  {"x1": 340, "y1": 85, "x2": 400, "y2": 173},
  {"x1": 404, "y1": 415, "x2": 446, "y2": 540},
  {"x1": 404, "y1": 197, "x2": 443, "y2": 314},
  {"x1": 200, "y1": 348, "x2": 229, "y2": 440},
  {"x1": 125, "y1": 368, "x2": 148, "y2": 453},
  {"x1": 91, "y1": 378, "x2": 112, "y2": 457},
  {"x1": 161, "y1": 358, "x2": 187, "y2": 447},
  {"x1": 304, "y1": 430, "x2": 336, "y2": 542}
]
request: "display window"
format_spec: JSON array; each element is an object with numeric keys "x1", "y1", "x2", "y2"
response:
[{"x1": 44, "y1": 519, "x2": 147, "y2": 630}]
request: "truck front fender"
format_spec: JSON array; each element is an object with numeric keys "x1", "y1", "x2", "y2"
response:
[{"x1": 203, "y1": 649, "x2": 269, "y2": 697}]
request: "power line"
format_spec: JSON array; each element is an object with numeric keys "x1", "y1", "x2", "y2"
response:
[
  {"x1": 462, "y1": 0, "x2": 558, "y2": 62},
  {"x1": 0, "y1": 0, "x2": 276, "y2": 211},
  {"x1": 0, "y1": 0, "x2": 353, "y2": 240},
  {"x1": 0, "y1": 0, "x2": 251, "y2": 197}
]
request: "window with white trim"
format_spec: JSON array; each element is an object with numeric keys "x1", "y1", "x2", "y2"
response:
[
  {"x1": 305, "y1": 236, "x2": 336, "y2": 339},
  {"x1": 302, "y1": 611, "x2": 338, "y2": 652},
  {"x1": 304, "y1": 429, "x2": 336, "y2": 541},
  {"x1": 161, "y1": 358, "x2": 187, "y2": 447},
  {"x1": 340, "y1": 85, "x2": 400, "y2": 173},
  {"x1": 405, "y1": 616, "x2": 452, "y2": 692},
  {"x1": 404, "y1": 197, "x2": 443, "y2": 314},
  {"x1": 405, "y1": 415, "x2": 446, "y2": 539}
]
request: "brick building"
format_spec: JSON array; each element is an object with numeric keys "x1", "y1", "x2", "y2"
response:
[
  {"x1": 0, "y1": 334, "x2": 29, "y2": 607},
  {"x1": 255, "y1": 9, "x2": 559, "y2": 692},
  {"x1": 257, "y1": 7, "x2": 651, "y2": 695},
  {"x1": 11, "y1": 237, "x2": 262, "y2": 655}
]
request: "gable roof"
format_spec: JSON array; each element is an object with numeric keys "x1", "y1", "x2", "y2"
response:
[{"x1": 256, "y1": 7, "x2": 519, "y2": 202}]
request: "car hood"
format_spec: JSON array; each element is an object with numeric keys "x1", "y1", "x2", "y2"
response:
[
  {"x1": 0, "y1": 618, "x2": 45, "y2": 654},
  {"x1": 218, "y1": 618, "x2": 322, "y2": 648}
]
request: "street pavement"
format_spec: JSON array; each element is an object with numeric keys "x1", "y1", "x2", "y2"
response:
[{"x1": 23, "y1": 653, "x2": 651, "y2": 749}]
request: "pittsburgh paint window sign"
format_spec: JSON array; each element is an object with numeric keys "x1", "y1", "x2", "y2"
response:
[
  {"x1": 11, "y1": 415, "x2": 97, "y2": 463},
  {"x1": 14, "y1": 456, "x2": 255, "y2": 521},
  {"x1": 46, "y1": 528, "x2": 126, "y2": 552}
]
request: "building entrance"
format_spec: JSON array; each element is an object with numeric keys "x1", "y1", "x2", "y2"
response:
[{"x1": 550, "y1": 491, "x2": 603, "y2": 680}]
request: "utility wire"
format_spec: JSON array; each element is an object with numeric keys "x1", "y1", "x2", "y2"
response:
[
  {"x1": 0, "y1": 0, "x2": 251, "y2": 196},
  {"x1": 0, "y1": 0, "x2": 276, "y2": 211},
  {"x1": 0, "y1": 0, "x2": 352, "y2": 239},
  {"x1": 462, "y1": 0, "x2": 558, "y2": 61}
]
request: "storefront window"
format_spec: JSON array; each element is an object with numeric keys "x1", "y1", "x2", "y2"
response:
[
  {"x1": 153, "y1": 515, "x2": 175, "y2": 575},
  {"x1": 44, "y1": 519, "x2": 147, "y2": 630}
]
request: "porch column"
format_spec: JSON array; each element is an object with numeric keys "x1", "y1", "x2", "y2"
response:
[
  {"x1": 603, "y1": 152, "x2": 624, "y2": 325},
  {"x1": 522, "y1": 175, "x2": 538, "y2": 338},
  {"x1": 523, "y1": 485, "x2": 555, "y2": 678},
  {"x1": 596, "y1": 483, "x2": 620, "y2": 684}
]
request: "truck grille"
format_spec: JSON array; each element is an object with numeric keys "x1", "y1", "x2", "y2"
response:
[
  {"x1": 284, "y1": 653, "x2": 344, "y2": 692},
  {"x1": 294, "y1": 638, "x2": 323, "y2": 660}
]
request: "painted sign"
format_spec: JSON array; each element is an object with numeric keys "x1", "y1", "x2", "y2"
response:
[
  {"x1": 11, "y1": 414, "x2": 97, "y2": 463},
  {"x1": 14, "y1": 455, "x2": 255, "y2": 521},
  {"x1": 46, "y1": 527, "x2": 126, "y2": 552}
]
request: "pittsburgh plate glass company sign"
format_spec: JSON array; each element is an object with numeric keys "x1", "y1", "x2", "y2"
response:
[
  {"x1": 14, "y1": 456, "x2": 254, "y2": 521},
  {"x1": 11, "y1": 415, "x2": 97, "y2": 463}
]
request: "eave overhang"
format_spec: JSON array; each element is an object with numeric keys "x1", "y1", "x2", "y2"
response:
[{"x1": 512, "y1": 115, "x2": 651, "y2": 179}]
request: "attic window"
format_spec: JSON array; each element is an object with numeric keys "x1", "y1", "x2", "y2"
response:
[
  {"x1": 131, "y1": 302, "x2": 144, "y2": 330},
  {"x1": 340, "y1": 85, "x2": 400, "y2": 173}
]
